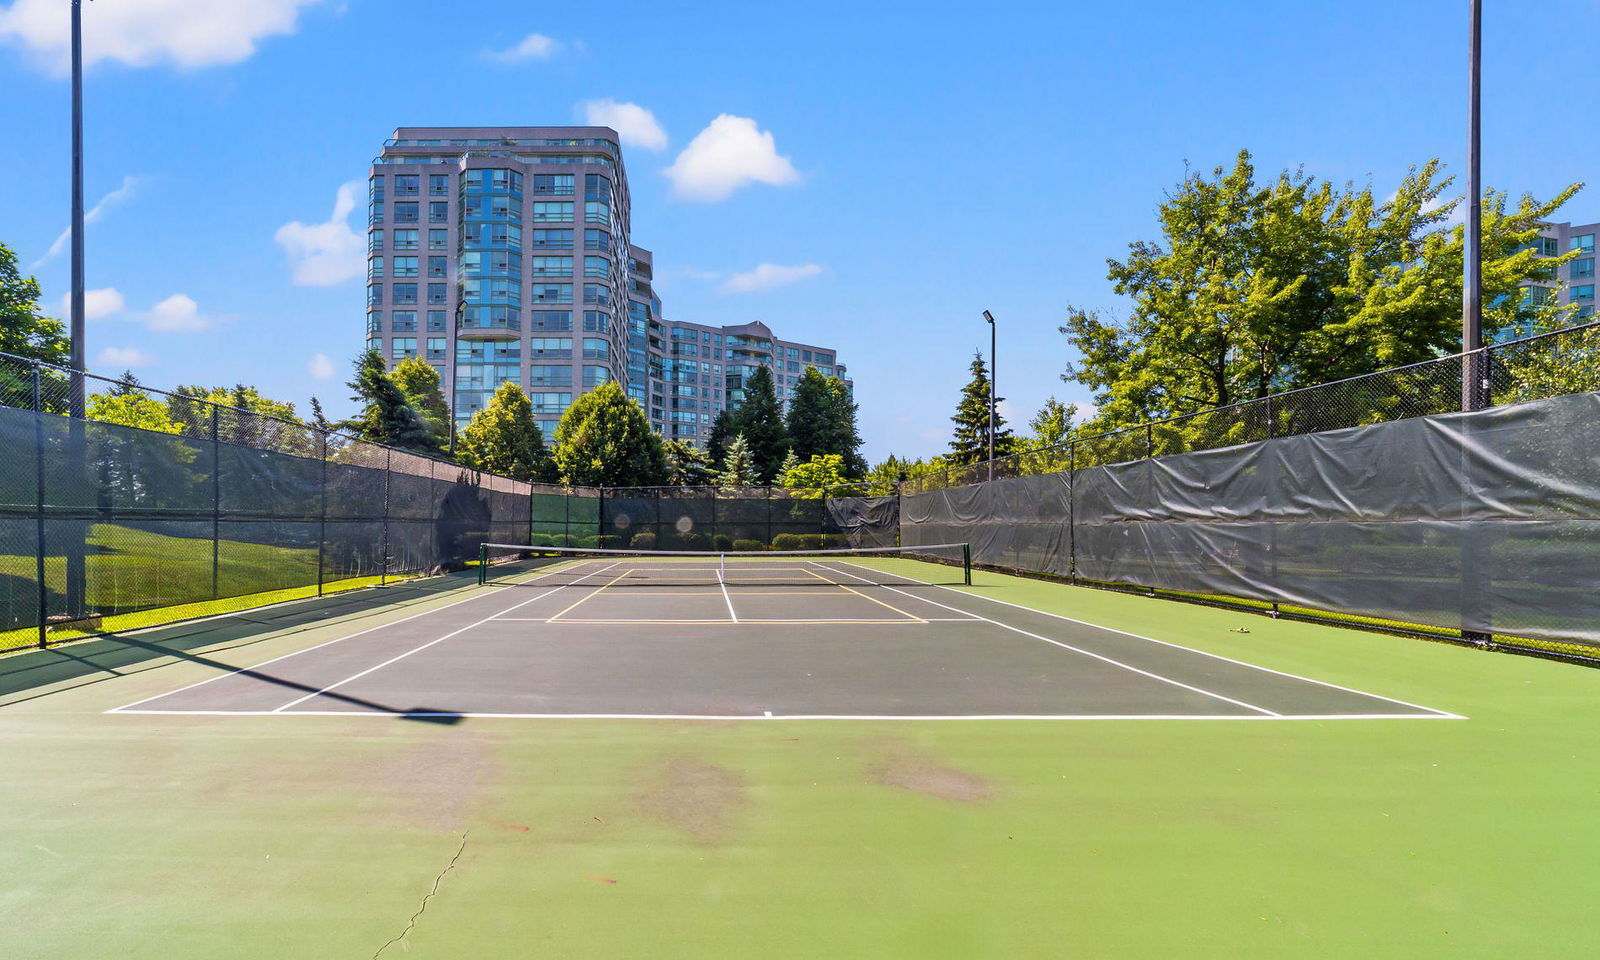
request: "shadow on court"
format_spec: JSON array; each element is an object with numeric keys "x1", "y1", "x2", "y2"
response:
[{"x1": 0, "y1": 573, "x2": 481, "y2": 711}]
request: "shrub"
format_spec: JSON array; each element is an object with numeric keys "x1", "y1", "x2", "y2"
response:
[
  {"x1": 596, "y1": 535, "x2": 624, "y2": 550},
  {"x1": 525, "y1": 533, "x2": 555, "y2": 547},
  {"x1": 771, "y1": 533, "x2": 808, "y2": 551},
  {"x1": 818, "y1": 534, "x2": 849, "y2": 549},
  {"x1": 732, "y1": 539, "x2": 765, "y2": 552},
  {"x1": 712, "y1": 534, "x2": 733, "y2": 552},
  {"x1": 631, "y1": 531, "x2": 658, "y2": 550},
  {"x1": 667, "y1": 531, "x2": 706, "y2": 551}
]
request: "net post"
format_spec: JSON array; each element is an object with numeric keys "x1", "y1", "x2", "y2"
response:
[
  {"x1": 478, "y1": 543, "x2": 487, "y2": 585},
  {"x1": 963, "y1": 543, "x2": 972, "y2": 586},
  {"x1": 316, "y1": 429, "x2": 327, "y2": 597}
]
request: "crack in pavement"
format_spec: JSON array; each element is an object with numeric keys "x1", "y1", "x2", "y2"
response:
[{"x1": 373, "y1": 830, "x2": 470, "y2": 959}]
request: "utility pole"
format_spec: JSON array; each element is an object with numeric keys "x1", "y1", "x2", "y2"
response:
[{"x1": 65, "y1": 0, "x2": 88, "y2": 618}]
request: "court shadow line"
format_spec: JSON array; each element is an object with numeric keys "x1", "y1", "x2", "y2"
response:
[{"x1": 0, "y1": 573, "x2": 481, "y2": 713}]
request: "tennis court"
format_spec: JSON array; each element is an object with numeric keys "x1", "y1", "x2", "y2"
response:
[{"x1": 109, "y1": 546, "x2": 1458, "y2": 721}]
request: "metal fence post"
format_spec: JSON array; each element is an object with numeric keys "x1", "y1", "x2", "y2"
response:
[
  {"x1": 1067, "y1": 441, "x2": 1077, "y2": 583},
  {"x1": 210, "y1": 404, "x2": 220, "y2": 600},
  {"x1": 317, "y1": 430, "x2": 327, "y2": 597},
  {"x1": 381, "y1": 447, "x2": 392, "y2": 585},
  {"x1": 33, "y1": 364, "x2": 47, "y2": 649}
]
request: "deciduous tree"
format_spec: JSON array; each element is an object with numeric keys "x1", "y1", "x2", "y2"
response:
[
  {"x1": 551, "y1": 380, "x2": 667, "y2": 487},
  {"x1": 457, "y1": 380, "x2": 554, "y2": 481}
]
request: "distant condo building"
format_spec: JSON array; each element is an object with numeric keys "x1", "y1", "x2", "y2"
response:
[
  {"x1": 365, "y1": 126, "x2": 847, "y2": 445},
  {"x1": 1511, "y1": 219, "x2": 1597, "y2": 337}
]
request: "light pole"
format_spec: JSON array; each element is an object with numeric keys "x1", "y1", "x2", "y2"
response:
[
  {"x1": 1462, "y1": 0, "x2": 1483, "y2": 411},
  {"x1": 65, "y1": 0, "x2": 88, "y2": 619},
  {"x1": 982, "y1": 310, "x2": 996, "y2": 481}
]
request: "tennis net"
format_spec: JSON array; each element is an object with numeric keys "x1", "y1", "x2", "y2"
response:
[{"x1": 477, "y1": 542, "x2": 972, "y2": 588}]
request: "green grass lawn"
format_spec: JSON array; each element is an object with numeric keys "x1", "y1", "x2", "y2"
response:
[{"x1": 1, "y1": 569, "x2": 1597, "y2": 959}]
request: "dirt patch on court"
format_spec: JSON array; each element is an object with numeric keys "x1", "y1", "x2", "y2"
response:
[
  {"x1": 633, "y1": 756, "x2": 746, "y2": 844},
  {"x1": 367, "y1": 732, "x2": 501, "y2": 830},
  {"x1": 869, "y1": 740, "x2": 995, "y2": 803}
]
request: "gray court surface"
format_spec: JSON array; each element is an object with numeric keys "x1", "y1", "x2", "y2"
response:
[{"x1": 110, "y1": 558, "x2": 1460, "y2": 720}]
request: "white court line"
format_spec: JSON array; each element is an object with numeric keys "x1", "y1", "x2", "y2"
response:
[
  {"x1": 490, "y1": 616, "x2": 979, "y2": 624},
  {"x1": 818, "y1": 563, "x2": 1280, "y2": 716},
  {"x1": 111, "y1": 709, "x2": 1458, "y2": 721},
  {"x1": 833, "y1": 560, "x2": 1464, "y2": 719},
  {"x1": 718, "y1": 566, "x2": 738, "y2": 622},
  {"x1": 108, "y1": 574, "x2": 547, "y2": 714},
  {"x1": 266, "y1": 561, "x2": 626, "y2": 713}
]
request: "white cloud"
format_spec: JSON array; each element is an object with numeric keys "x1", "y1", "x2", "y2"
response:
[
  {"x1": 33, "y1": 175, "x2": 140, "y2": 268},
  {"x1": 274, "y1": 181, "x2": 364, "y2": 287},
  {"x1": 146, "y1": 294, "x2": 214, "y2": 332},
  {"x1": 580, "y1": 99, "x2": 667, "y2": 151},
  {"x1": 307, "y1": 353, "x2": 336, "y2": 381},
  {"x1": 97, "y1": 346, "x2": 154, "y2": 368},
  {"x1": 484, "y1": 33, "x2": 560, "y2": 63},
  {"x1": 60, "y1": 287, "x2": 127, "y2": 321},
  {"x1": 665, "y1": 115, "x2": 801, "y2": 202},
  {"x1": 0, "y1": 0, "x2": 321, "y2": 73},
  {"x1": 720, "y1": 263, "x2": 824, "y2": 294}
]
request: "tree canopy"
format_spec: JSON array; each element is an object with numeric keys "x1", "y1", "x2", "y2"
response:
[
  {"x1": 663, "y1": 438, "x2": 716, "y2": 486},
  {"x1": 0, "y1": 242, "x2": 69, "y2": 367},
  {"x1": 717, "y1": 434, "x2": 759, "y2": 490},
  {"x1": 456, "y1": 380, "x2": 554, "y2": 482},
  {"x1": 785, "y1": 366, "x2": 865, "y2": 478},
  {"x1": 344, "y1": 349, "x2": 441, "y2": 455},
  {"x1": 388, "y1": 356, "x2": 452, "y2": 445},
  {"x1": 551, "y1": 380, "x2": 666, "y2": 487},
  {"x1": 1061, "y1": 151, "x2": 1582, "y2": 432},
  {"x1": 780, "y1": 453, "x2": 849, "y2": 497}
]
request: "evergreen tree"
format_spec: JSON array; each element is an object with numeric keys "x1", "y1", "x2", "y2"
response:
[
  {"x1": 706, "y1": 408, "x2": 734, "y2": 468},
  {"x1": 308, "y1": 396, "x2": 333, "y2": 433},
  {"x1": 864, "y1": 454, "x2": 909, "y2": 495},
  {"x1": 949, "y1": 351, "x2": 1014, "y2": 465},
  {"x1": 457, "y1": 380, "x2": 553, "y2": 481},
  {"x1": 731, "y1": 365, "x2": 789, "y2": 482},
  {"x1": 551, "y1": 380, "x2": 667, "y2": 487},
  {"x1": 345, "y1": 348, "x2": 440, "y2": 455},
  {"x1": 663, "y1": 438, "x2": 716, "y2": 486},
  {"x1": 778, "y1": 449, "x2": 800, "y2": 481},
  {"x1": 717, "y1": 434, "x2": 760, "y2": 490},
  {"x1": 388, "y1": 356, "x2": 452, "y2": 444},
  {"x1": 785, "y1": 366, "x2": 866, "y2": 478}
]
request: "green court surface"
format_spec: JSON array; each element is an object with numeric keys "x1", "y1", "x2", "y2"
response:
[{"x1": 2, "y1": 568, "x2": 1598, "y2": 958}]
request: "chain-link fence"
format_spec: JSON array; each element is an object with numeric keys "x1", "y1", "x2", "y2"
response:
[
  {"x1": 593, "y1": 485, "x2": 900, "y2": 551},
  {"x1": 0, "y1": 352, "x2": 583, "y2": 653},
  {"x1": 901, "y1": 322, "x2": 1600, "y2": 662}
]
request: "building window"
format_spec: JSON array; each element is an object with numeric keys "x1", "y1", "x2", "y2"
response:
[
  {"x1": 531, "y1": 311, "x2": 573, "y2": 331},
  {"x1": 391, "y1": 310, "x2": 418, "y2": 332},
  {"x1": 393, "y1": 229, "x2": 419, "y2": 251},
  {"x1": 584, "y1": 174, "x2": 612, "y2": 201},
  {"x1": 1578, "y1": 305, "x2": 1595, "y2": 319},
  {"x1": 366, "y1": 310, "x2": 382, "y2": 334},
  {"x1": 394, "y1": 202, "x2": 419, "y2": 223},
  {"x1": 583, "y1": 283, "x2": 610, "y2": 306},
  {"x1": 391, "y1": 338, "x2": 418, "y2": 359},
  {"x1": 531, "y1": 284, "x2": 573, "y2": 304},
  {"x1": 530, "y1": 337, "x2": 573, "y2": 358},
  {"x1": 583, "y1": 338, "x2": 610, "y2": 360},
  {"x1": 392, "y1": 256, "x2": 418, "y2": 278},
  {"x1": 533, "y1": 202, "x2": 574, "y2": 223},
  {"x1": 584, "y1": 256, "x2": 609, "y2": 278},
  {"x1": 393, "y1": 283, "x2": 418, "y2": 305},
  {"x1": 583, "y1": 365, "x2": 610, "y2": 388},
  {"x1": 533, "y1": 174, "x2": 575, "y2": 195},
  {"x1": 532, "y1": 229, "x2": 573, "y2": 249},
  {"x1": 429, "y1": 174, "x2": 450, "y2": 196},
  {"x1": 368, "y1": 202, "x2": 384, "y2": 225},
  {"x1": 428, "y1": 283, "x2": 449, "y2": 305},
  {"x1": 429, "y1": 201, "x2": 449, "y2": 223},
  {"x1": 427, "y1": 310, "x2": 447, "y2": 332},
  {"x1": 1573, "y1": 234, "x2": 1596, "y2": 253},
  {"x1": 584, "y1": 229, "x2": 611, "y2": 253},
  {"x1": 1573, "y1": 258, "x2": 1596, "y2": 280},
  {"x1": 428, "y1": 256, "x2": 448, "y2": 278},
  {"x1": 366, "y1": 283, "x2": 383, "y2": 306},
  {"x1": 428, "y1": 229, "x2": 448, "y2": 250},
  {"x1": 584, "y1": 200, "x2": 610, "y2": 224},
  {"x1": 426, "y1": 337, "x2": 447, "y2": 360},
  {"x1": 368, "y1": 337, "x2": 382, "y2": 355},
  {"x1": 533, "y1": 256, "x2": 573, "y2": 277},
  {"x1": 583, "y1": 311, "x2": 610, "y2": 333},
  {"x1": 394, "y1": 175, "x2": 419, "y2": 196},
  {"x1": 529, "y1": 393, "x2": 572, "y2": 416},
  {"x1": 369, "y1": 175, "x2": 384, "y2": 201},
  {"x1": 368, "y1": 256, "x2": 385, "y2": 280},
  {"x1": 368, "y1": 230, "x2": 383, "y2": 253},
  {"x1": 530, "y1": 365, "x2": 573, "y2": 387},
  {"x1": 1573, "y1": 284, "x2": 1596, "y2": 303}
]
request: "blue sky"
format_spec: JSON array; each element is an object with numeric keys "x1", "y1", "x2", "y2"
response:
[{"x1": 2, "y1": 0, "x2": 1596, "y2": 462}]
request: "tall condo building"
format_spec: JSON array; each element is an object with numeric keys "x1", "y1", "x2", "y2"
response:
[
  {"x1": 1523, "y1": 219, "x2": 1598, "y2": 324},
  {"x1": 366, "y1": 126, "x2": 847, "y2": 445}
]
